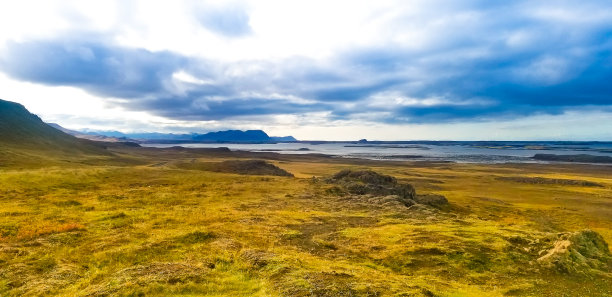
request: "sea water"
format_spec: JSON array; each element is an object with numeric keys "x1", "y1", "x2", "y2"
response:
[{"x1": 142, "y1": 141, "x2": 612, "y2": 164}]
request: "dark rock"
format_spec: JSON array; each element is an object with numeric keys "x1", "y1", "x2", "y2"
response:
[{"x1": 327, "y1": 169, "x2": 416, "y2": 206}]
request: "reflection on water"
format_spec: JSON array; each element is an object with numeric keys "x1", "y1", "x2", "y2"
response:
[{"x1": 142, "y1": 141, "x2": 612, "y2": 164}]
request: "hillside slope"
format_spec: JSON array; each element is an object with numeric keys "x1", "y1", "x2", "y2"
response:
[{"x1": 0, "y1": 99, "x2": 110, "y2": 166}]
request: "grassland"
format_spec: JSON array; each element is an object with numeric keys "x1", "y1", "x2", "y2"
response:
[{"x1": 1, "y1": 146, "x2": 611, "y2": 296}]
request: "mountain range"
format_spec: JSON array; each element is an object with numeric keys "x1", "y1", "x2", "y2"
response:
[
  {"x1": 0, "y1": 98, "x2": 298, "y2": 167},
  {"x1": 1, "y1": 97, "x2": 296, "y2": 149},
  {"x1": 66, "y1": 128, "x2": 297, "y2": 143},
  {"x1": 0, "y1": 99, "x2": 115, "y2": 167}
]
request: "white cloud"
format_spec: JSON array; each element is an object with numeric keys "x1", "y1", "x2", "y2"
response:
[
  {"x1": 172, "y1": 70, "x2": 214, "y2": 85},
  {"x1": 366, "y1": 91, "x2": 494, "y2": 108},
  {"x1": 1, "y1": 0, "x2": 611, "y2": 139},
  {"x1": 0, "y1": 73, "x2": 217, "y2": 132}
]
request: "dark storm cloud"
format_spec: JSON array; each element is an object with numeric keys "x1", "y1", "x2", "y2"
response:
[
  {"x1": 0, "y1": 39, "x2": 329, "y2": 119},
  {"x1": 0, "y1": 40, "x2": 187, "y2": 98},
  {"x1": 0, "y1": 1, "x2": 611, "y2": 123},
  {"x1": 326, "y1": 18, "x2": 612, "y2": 122},
  {"x1": 309, "y1": 80, "x2": 403, "y2": 102},
  {"x1": 128, "y1": 96, "x2": 329, "y2": 121}
]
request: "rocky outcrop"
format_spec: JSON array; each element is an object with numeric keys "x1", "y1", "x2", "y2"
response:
[
  {"x1": 537, "y1": 230, "x2": 612, "y2": 274},
  {"x1": 326, "y1": 169, "x2": 446, "y2": 208},
  {"x1": 328, "y1": 170, "x2": 415, "y2": 200}
]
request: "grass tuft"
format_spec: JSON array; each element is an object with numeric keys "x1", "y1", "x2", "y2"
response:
[{"x1": 176, "y1": 231, "x2": 216, "y2": 244}]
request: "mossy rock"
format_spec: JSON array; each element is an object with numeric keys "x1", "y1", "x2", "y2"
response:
[
  {"x1": 537, "y1": 229, "x2": 612, "y2": 274},
  {"x1": 330, "y1": 169, "x2": 402, "y2": 185},
  {"x1": 327, "y1": 169, "x2": 416, "y2": 206}
]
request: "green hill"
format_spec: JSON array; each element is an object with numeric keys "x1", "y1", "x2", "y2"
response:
[{"x1": 0, "y1": 98, "x2": 110, "y2": 166}]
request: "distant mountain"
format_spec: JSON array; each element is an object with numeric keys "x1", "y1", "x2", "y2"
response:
[
  {"x1": 192, "y1": 130, "x2": 270, "y2": 143},
  {"x1": 0, "y1": 99, "x2": 108, "y2": 157},
  {"x1": 48, "y1": 123, "x2": 136, "y2": 143},
  {"x1": 83, "y1": 131, "x2": 196, "y2": 141},
  {"x1": 47, "y1": 122, "x2": 82, "y2": 135},
  {"x1": 270, "y1": 136, "x2": 297, "y2": 142},
  {"x1": 82, "y1": 129, "x2": 298, "y2": 143}
]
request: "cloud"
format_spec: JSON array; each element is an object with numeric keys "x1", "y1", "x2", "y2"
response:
[
  {"x1": 0, "y1": 39, "x2": 332, "y2": 120},
  {"x1": 128, "y1": 96, "x2": 328, "y2": 121},
  {"x1": 195, "y1": 3, "x2": 252, "y2": 37},
  {"x1": 0, "y1": 0, "x2": 611, "y2": 128},
  {"x1": 0, "y1": 39, "x2": 186, "y2": 98}
]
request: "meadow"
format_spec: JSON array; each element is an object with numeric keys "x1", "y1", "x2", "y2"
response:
[{"x1": 0, "y1": 146, "x2": 611, "y2": 296}]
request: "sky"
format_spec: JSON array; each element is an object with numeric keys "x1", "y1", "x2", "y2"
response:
[{"x1": 0, "y1": 0, "x2": 611, "y2": 140}]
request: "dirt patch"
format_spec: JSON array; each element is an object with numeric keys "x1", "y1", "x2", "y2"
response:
[{"x1": 240, "y1": 249, "x2": 275, "y2": 269}]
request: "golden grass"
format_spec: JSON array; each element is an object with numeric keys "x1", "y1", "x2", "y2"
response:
[{"x1": 0, "y1": 150, "x2": 611, "y2": 296}]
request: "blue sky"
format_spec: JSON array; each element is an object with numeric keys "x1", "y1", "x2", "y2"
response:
[{"x1": 0, "y1": 0, "x2": 611, "y2": 140}]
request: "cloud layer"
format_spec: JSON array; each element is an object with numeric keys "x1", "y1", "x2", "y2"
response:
[{"x1": 0, "y1": 0, "x2": 611, "y2": 137}]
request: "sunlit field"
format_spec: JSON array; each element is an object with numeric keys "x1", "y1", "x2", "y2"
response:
[
  {"x1": 2, "y1": 0, "x2": 612, "y2": 296},
  {"x1": 1, "y1": 146, "x2": 611, "y2": 296}
]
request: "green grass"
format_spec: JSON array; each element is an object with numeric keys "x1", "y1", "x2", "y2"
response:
[{"x1": 0, "y1": 148, "x2": 611, "y2": 296}]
